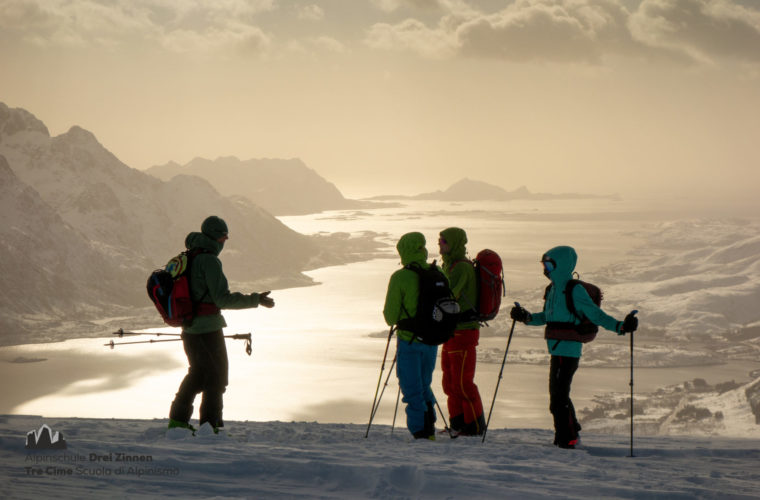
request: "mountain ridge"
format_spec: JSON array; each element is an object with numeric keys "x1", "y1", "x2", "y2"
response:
[
  {"x1": 368, "y1": 177, "x2": 619, "y2": 201},
  {"x1": 147, "y1": 156, "x2": 390, "y2": 216}
]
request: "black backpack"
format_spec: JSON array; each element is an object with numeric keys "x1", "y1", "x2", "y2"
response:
[
  {"x1": 397, "y1": 261, "x2": 460, "y2": 345},
  {"x1": 544, "y1": 278, "x2": 602, "y2": 343}
]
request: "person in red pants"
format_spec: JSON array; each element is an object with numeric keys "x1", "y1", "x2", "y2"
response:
[{"x1": 438, "y1": 227, "x2": 486, "y2": 436}]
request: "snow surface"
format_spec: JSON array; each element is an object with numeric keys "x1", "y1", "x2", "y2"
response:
[{"x1": 2, "y1": 415, "x2": 759, "y2": 499}]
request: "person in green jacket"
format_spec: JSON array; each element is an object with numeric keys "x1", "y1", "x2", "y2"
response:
[
  {"x1": 383, "y1": 232, "x2": 439, "y2": 439},
  {"x1": 438, "y1": 227, "x2": 486, "y2": 436},
  {"x1": 510, "y1": 245, "x2": 638, "y2": 448},
  {"x1": 168, "y1": 215, "x2": 275, "y2": 433}
]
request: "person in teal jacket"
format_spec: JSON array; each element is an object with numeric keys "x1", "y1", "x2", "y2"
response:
[
  {"x1": 383, "y1": 232, "x2": 439, "y2": 439},
  {"x1": 438, "y1": 227, "x2": 486, "y2": 436},
  {"x1": 169, "y1": 215, "x2": 275, "y2": 433},
  {"x1": 510, "y1": 245, "x2": 638, "y2": 448}
]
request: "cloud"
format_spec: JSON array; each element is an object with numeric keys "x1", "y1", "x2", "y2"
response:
[
  {"x1": 365, "y1": 0, "x2": 760, "y2": 66},
  {"x1": 0, "y1": 0, "x2": 275, "y2": 54},
  {"x1": 160, "y1": 23, "x2": 271, "y2": 56},
  {"x1": 0, "y1": 0, "x2": 157, "y2": 47},
  {"x1": 365, "y1": 18, "x2": 457, "y2": 58},
  {"x1": 371, "y1": 0, "x2": 447, "y2": 13},
  {"x1": 311, "y1": 36, "x2": 348, "y2": 53},
  {"x1": 365, "y1": 0, "x2": 639, "y2": 63},
  {"x1": 297, "y1": 4, "x2": 325, "y2": 21},
  {"x1": 456, "y1": 0, "x2": 637, "y2": 63},
  {"x1": 629, "y1": 0, "x2": 760, "y2": 63}
]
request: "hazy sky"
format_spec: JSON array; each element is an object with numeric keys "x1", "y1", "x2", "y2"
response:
[{"x1": 1, "y1": 0, "x2": 759, "y2": 201}]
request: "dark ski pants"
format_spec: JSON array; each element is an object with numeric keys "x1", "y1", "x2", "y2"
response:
[
  {"x1": 549, "y1": 355, "x2": 581, "y2": 447},
  {"x1": 170, "y1": 330, "x2": 229, "y2": 428},
  {"x1": 441, "y1": 329, "x2": 485, "y2": 434}
]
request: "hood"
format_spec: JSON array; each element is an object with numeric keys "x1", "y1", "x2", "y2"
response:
[
  {"x1": 440, "y1": 227, "x2": 468, "y2": 265},
  {"x1": 201, "y1": 215, "x2": 229, "y2": 240},
  {"x1": 396, "y1": 232, "x2": 428, "y2": 266},
  {"x1": 542, "y1": 245, "x2": 576, "y2": 283},
  {"x1": 185, "y1": 231, "x2": 224, "y2": 256}
]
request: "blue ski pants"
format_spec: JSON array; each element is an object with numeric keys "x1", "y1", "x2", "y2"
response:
[{"x1": 396, "y1": 338, "x2": 438, "y2": 435}]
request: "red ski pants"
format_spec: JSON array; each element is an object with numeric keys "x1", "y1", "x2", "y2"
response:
[{"x1": 441, "y1": 329, "x2": 484, "y2": 424}]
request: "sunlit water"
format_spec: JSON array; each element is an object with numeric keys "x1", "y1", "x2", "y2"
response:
[{"x1": 2, "y1": 198, "x2": 758, "y2": 431}]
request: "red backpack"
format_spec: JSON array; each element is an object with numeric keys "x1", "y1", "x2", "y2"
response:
[
  {"x1": 146, "y1": 249, "x2": 220, "y2": 327},
  {"x1": 473, "y1": 249, "x2": 506, "y2": 322}
]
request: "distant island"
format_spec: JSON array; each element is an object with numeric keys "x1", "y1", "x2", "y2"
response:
[{"x1": 367, "y1": 178, "x2": 620, "y2": 202}]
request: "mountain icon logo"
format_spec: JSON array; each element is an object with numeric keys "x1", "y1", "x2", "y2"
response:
[{"x1": 25, "y1": 424, "x2": 67, "y2": 450}]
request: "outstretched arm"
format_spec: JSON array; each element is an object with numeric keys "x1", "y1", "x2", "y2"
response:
[{"x1": 572, "y1": 285, "x2": 624, "y2": 333}]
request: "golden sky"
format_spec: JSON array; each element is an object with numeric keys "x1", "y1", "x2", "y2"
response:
[{"x1": 1, "y1": 0, "x2": 759, "y2": 202}]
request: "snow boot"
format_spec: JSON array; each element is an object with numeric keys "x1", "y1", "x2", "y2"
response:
[
  {"x1": 413, "y1": 430, "x2": 436, "y2": 440},
  {"x1": 168, "y1": 419, "x2": 197, "y2": 434},
  {"x1": 449, "y1": 414, "x2": 465, "y2": 434},
  {"x1": 423, "y1": 402, "x2": 436, "y2": 437}
]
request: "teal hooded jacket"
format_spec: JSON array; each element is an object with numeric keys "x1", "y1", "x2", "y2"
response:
[
  {"x1": 439, "y1": 227, "x2": 479, "y2": 331},
  {"x1": 383, "y1": 232, "x2": 431, "y2": 343},
  {"x1": 527, "y1": 245, "x2": 623, "y2": 358},
  {"x1": 182, "y1": 230, "x2": 265, "y2": 334}
]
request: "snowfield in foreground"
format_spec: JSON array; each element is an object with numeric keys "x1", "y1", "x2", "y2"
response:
[{"x1": 1, "y1": 415, "x2": 758, "y2": 499}]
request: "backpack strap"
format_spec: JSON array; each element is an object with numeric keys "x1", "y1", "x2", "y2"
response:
[
  {"x1": 397, "y1": 262, "x2": 428, "y2": 344},
  {"x1": 186, "y1": 248, "x2": 220, "y2": 319},
  {"x1": 449, "y1": 258, "x2": 478, "y2": 320},
  {"x1": 564, "y1": 279, "x2": 584, "y2": 323},
  {"x1": 397, "y1": 262, "x2": 421, "y2": 326}
]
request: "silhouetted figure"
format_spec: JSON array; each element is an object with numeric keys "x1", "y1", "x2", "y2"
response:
[{"x1": 168, "y1": 216, "x2": 275, "y2": 433}]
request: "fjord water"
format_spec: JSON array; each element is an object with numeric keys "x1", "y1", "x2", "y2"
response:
[{"x1": 3, "y1": 198, "x2": 757, "y2": 431}]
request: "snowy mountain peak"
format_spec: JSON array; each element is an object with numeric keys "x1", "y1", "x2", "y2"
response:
[
  {"x1": 0, "y1": 102, "x2": 50, "y2": 139},
  {"x1": 61, "y1": 125, "x2": 101, "y2": 146}
]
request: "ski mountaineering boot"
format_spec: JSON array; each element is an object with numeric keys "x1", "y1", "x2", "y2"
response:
[{"x1": 168, "y1": 419, "x2": 197, "y2": 435}]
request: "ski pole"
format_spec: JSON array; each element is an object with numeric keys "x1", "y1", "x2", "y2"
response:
[
  {"x1": 365, "y1": 327, "x2": 395, "y2": 438},
  {"x1": 229, "y1": 333, "x2": 253, "y2": 356},
  {"x1": 628, "y1": 310, "x2": 638, "y2": 458},
  {"x1": 391, "y1": 385, "x2": 401, "y2": 435},
  {"x1": 105, "y1": 338, "x2": 181, "y2": 348},
  {"x1": 435, "y1": 400, "x2": 454, "y2": 439},
  {"x1": 107, "y1": 332, "x2": 253, "y2": 356},
  {"x1": 367, "y1": 354, "x2": 397, "y2": 436},
  {"x1": 482, "y1": 304, "x2": 519, "y2": 444},
  {"x1": 113, "y1": 328, "x2": 182, "y2": 337}
]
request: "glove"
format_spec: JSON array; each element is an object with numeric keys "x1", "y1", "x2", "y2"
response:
[
  {"x1": 620, "y1": 310, "x2": 638, "y2": 334},
  {"x1": 510, "y1": 304, "x2": 530, "y2": 323},
  {"x1": 258, "y1": 291, "x2": 275, "y2": 308}
]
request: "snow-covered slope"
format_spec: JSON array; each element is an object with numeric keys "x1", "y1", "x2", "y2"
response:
[
  {"x1": 1, "y1": 415, "x2": 758, "y2": 499},
  {"x1": 592, "y1": 219, "x2": 760, "y2": 338}
]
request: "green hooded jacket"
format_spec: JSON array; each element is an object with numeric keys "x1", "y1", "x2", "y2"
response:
[
  {"x1": 527, "y1": 245, "x2": 622, "y2": 357},
  {"x1": 439, "y1": 227, "x2": 479, "y2": 331},
  {"x1": 383, "y1": 232, "x2": 430, "y2": 343},
  {"x1": 182, "y1": 229, "x2": 264, "y2": 334}
]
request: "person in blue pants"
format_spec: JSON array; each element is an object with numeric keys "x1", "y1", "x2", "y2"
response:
[{"x1": 383, "y1": 232, "x2": 439, "y2": 439}]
